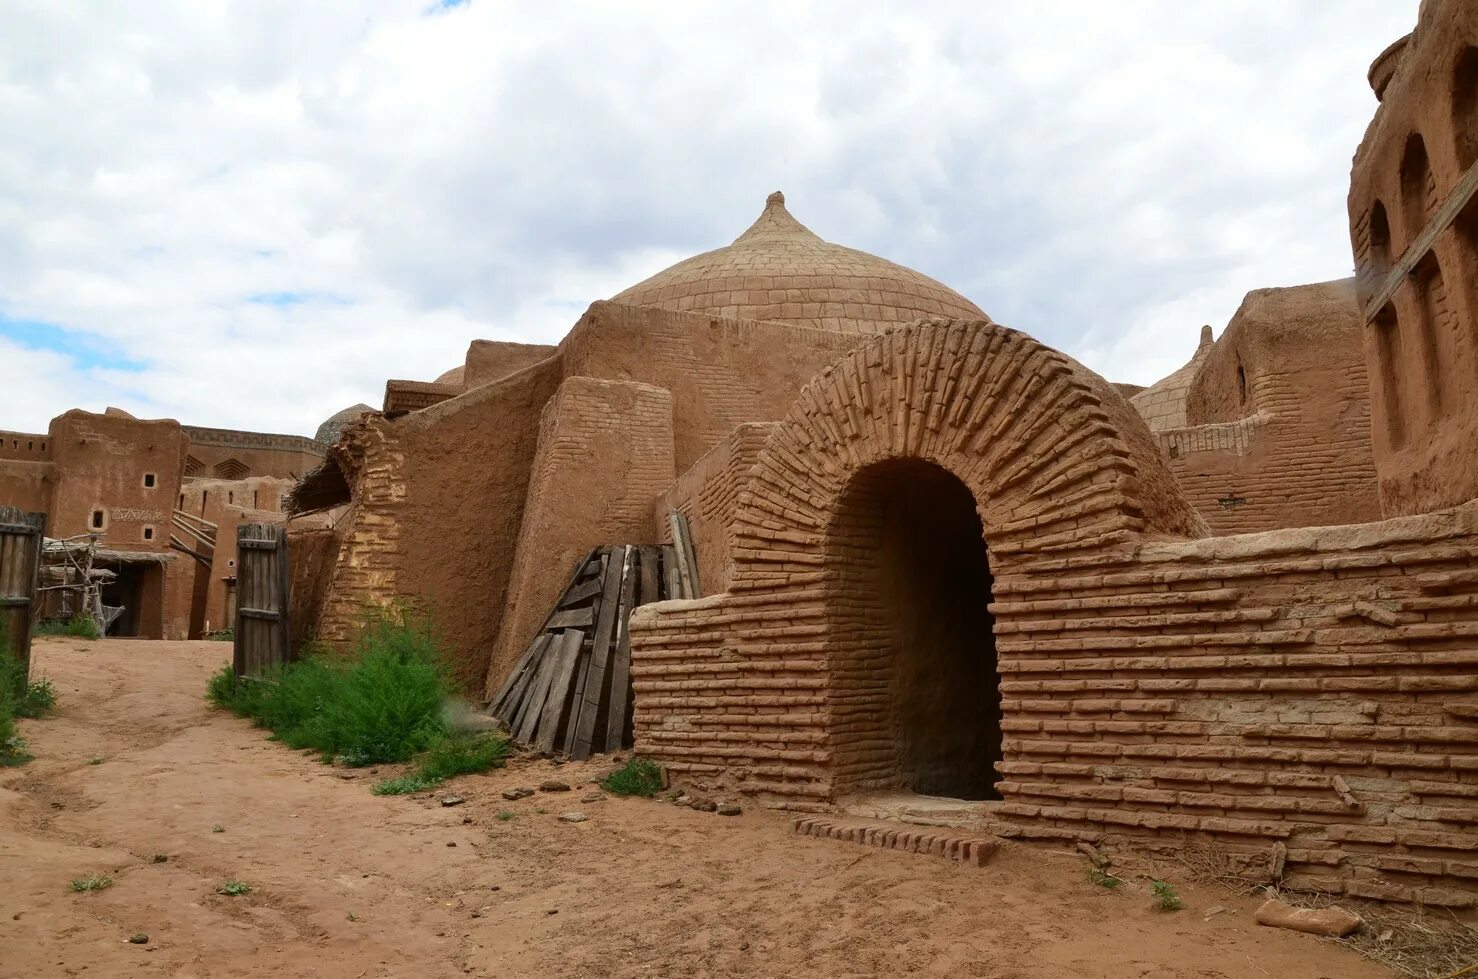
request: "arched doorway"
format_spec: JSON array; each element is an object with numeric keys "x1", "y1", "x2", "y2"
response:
[{"x1": 827, "y1": 458, "x2": 1003, "y2": 801}]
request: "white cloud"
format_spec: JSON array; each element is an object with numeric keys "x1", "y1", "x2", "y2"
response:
[{"x1": 0, "y1": 0, "x2": 1417, "y2": 434}]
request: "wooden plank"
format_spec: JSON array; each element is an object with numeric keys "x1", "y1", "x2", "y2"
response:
[
  {"x1": 238, "y1": 538, "x2": 280, "y2": 551},
  {"x1": 637, "y1": 545, "x2": 659, "y2": 608},
  {"x1": 496, "y1": 632, "x2": 552, "y2": 722},
  {"x1": 569, "y1": 546, "x2": 629, "y2": 759},
  {"x1": 661, "y1": 544, "x2": 681, "y2": 599},
  {"x1": 1366, "y1": 158, "x2": 1478, "y2": 322},
  {"x1": 486, "y1": 547, "x2": 598, "y2": 707},
  {"x1": 677, "y1": 512, "x2": 701, "y2": 597},
  {"x1": 667, "y1": 512, "x2": 695, "y2": 599},
  {"x1": 547, "y1": 606, "x2": 596, "y2": 629},
  {"x1": 490, "y1": 633, "x2": 547, "y2": 715},
  {"x1": 603, "y1": 545, "x2": 640, "y2": 753},
  {"x1": 513, "y1": 634, "x2": 561, "y2": 743},
  {"x1": 558, "y1": 577, "x2": 604, "y2": 607},
  {"x1": 535, "y1": 628, "x2": 585, "y2": 752}
]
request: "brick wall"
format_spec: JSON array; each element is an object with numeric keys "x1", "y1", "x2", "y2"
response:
[
  {"x1": 653, "y1": 422, "x2": 776, "y2": 596},
  {"x1": 489, "y1": 377, "x2": 676, "y2": 689},
  {"x1": 631, "y1": 320, "x2": 1478, "y2": 906},
  {"x1": 1147, "y1": 281, "x2": 1381, "y2": 534}
]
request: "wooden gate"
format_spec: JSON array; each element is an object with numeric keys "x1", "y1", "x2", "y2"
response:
[
  {"x1": 233, "y1": 523, "x2": 291, "y2": 677},
  {"x1": 0, "y1": 506, "x2": 46, "y2": 679}
]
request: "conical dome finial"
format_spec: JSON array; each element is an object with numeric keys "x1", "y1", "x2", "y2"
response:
[{"x1": 734, "y1": 190, "x2": 821, "y2": 245}]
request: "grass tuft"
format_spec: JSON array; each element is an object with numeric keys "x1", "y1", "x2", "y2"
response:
[
  {"x1": 1087, "y1": 867, "x2": 1122, "y2": 889},
  {"x1": 599, "y1": 757, "x2": 663, "y2": 797},
  {"x1": 70, "y1": 873, "x2": 113, "y2": 893},
  {"x1": 496, "y1": 810, "x2": 515, "y2": 821},
  {"x1": 217, "y1": 879, "x2": 251, "y2": 896},
  {"x1": 1, "y1": 643, "x2": 57, "y2": 765},
  {"x1": 34, "y1": 616, "x2": 100, "y2": 640},
  {"x1": 371, "y1": 774, "x2": 440, "y2": 796}
]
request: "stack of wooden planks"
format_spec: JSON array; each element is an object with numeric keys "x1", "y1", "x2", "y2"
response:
[{"x1": 489, "y1": 525, "x2": 699, "y2": 759}]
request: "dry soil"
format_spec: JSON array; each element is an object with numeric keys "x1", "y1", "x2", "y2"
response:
[{"x1": 0, "y1": 638, "x2": 1393, "y2": 978}]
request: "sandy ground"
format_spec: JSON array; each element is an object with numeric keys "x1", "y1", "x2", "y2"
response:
[{"x1": 0, "y1": 638, "x2": 1393, "y2": 979}]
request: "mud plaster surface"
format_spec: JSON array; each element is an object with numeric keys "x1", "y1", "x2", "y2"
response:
[{"x1": 0, "y1": 638, "x2": 1389, "y2": 978}]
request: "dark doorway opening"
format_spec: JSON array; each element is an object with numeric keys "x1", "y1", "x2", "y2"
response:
[
  {"x1": 829, "y1": 458, "x2": 1003, "y2": 801},
  {"x1": 101, "y1": 564, "x2": 146, "y2": 636}
]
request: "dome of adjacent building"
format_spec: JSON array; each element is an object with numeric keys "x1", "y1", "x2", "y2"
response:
[
  {"x1": 611, "y1": 191, "x2": 987, "y2": 334},
  {"x1": 1130, "y1": 326, "x2": 1215, "y2": 432},
  {"x1": 314, "y1": 403, "x2": 374, "y2": 445},
  {"x1": 434, "y1": 365, "x2": 465, "y2": 387}
]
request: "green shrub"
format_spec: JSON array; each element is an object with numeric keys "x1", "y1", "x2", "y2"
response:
[
  {"x1": 217, "y1": 879, "x2": 250, "y2": 896},
  {"x1": 371, "y1": 732, "x2": 509, "y2": 795},
  {"x1": 600, "y1": 757, "x2": 663, "y2": 797},
  {"x1": 1151, "y1": 880, "x2": 1183, "y2": 912},
  {"x1": 418, "y1": 733, "x2": 509, "y2": 782},
  {"x1": 205, "y1": 610, "x2": 495, "y2": 771},
  {"x1": 34, "y1": 616, "x2": 100, "y2": 640}
]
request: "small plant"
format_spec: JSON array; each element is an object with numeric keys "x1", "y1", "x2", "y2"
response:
[
  {"x1": 217, "y1": 879, "x2": 251, "y2": 896},
  {"x1": 1151, "y1": 880, "x2": 1183, "y2": 912},
  {"x1": 1088, "y1": 867, "x2": 1122, "y2": 889},
  {"x1": 346, "y1": 911, "x2": 359, "y2": 922},
  {"x1": 599, "y1": 757, "x2": 663, "y2": 798},
  {"x1": 70, "y1": 873, "x2": 114, "y2": 893},
  {"x1": 496, "y1": 810, "x2": 515, "y2": 821},
  {"x1": 89, "y1": 757, "x2": 103, "y2": 765},
  {"x1": 212, "y1": 824, "x2": 225, "y2": 833},
  {"x1": 34, "y1": 616, "x2": 101, "y2": 640},
  {"x1": 371, "y1": 774, "x2": 439, "y2": 796},
  {"x1": 204, "y1": 628, "x2": 234, "y2": 642}
]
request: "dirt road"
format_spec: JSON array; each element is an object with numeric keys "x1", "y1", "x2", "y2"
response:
[{"x1": 0, "y1": 638, "x2": 1389, "y2": 978}]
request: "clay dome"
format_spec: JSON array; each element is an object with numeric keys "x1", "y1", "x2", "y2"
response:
[
  {"x1": 434, "y1": 365, "x2": 465, "y2": 387},
  {"x1": 314, "y1": 403, "x2": 374, "y2": 445},
  {"x1": 611, "y1": 191, "x2": 987, "y2": 334}
]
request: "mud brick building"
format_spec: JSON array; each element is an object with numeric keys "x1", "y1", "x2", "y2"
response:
[
  {"x1": 0, "y1": 407, "x2": 338, "y2": 639},
  {"x1": 287, "y1": 0, "x2": 1478, "y2": 906}
]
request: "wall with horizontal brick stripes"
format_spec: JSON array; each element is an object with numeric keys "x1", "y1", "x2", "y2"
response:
[{"x1": 630, "y1": 318, "x2": 1478, "y2": 906}]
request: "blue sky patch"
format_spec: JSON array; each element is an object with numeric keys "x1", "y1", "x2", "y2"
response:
[
  {"x1": 0, "y1": 313, "x2": 149, "y2": 372},
  {"x1": 425, "y1": 0, "x2": 469, "y2": 14},
  {"x1": 246, "y1": 291, "x2": 353, "y2": 307}
]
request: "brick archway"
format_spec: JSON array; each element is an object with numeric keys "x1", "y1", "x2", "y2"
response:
[
  {"x1": 727, "y1": 319, "x2": 1203, "y2": 586},
  {"x1": 722, "y1": 318, "x2": 1203, "y2": 801}
]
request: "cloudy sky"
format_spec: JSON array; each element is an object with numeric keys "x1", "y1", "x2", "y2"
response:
[{"x1": 1, "y1": 1, "x2": 1415, "y2": 436}]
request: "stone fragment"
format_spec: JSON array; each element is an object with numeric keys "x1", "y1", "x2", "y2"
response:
[
  {"x1": 502, "y1": 787, "x2": 534, "y2": 800},
  {"x1": 1254, "y1": 898, "x2": 1362, "y2": 937},
  {"x1": 717, "y1": 803, "x2": 742, "y2": 816},
  {"x1": 128, "y1": 934, "x2": 149, "y2": 945},
  {"x1": 558, "y1": 811, "x2": 588, "y2": 823},
  {"x1": 691, "y1": 799, "x2": 717, "y2": 813},
  {"x1": 580, "y1": 792, "x2": 603, "y2": 803},
  {"x1": 539, "y1": 780, "x2": 571, "y2": 793},
  {"x1": 441, "y1": 796, "x2": 466, "y2": 807}
]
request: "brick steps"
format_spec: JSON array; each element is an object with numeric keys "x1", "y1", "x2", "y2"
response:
[{"x1": 791, "y1": 816, "x2": 998, "y2": 866}]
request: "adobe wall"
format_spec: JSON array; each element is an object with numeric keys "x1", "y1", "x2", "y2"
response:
[
  {"x1": 0, "y1": 460, "x2": 53, "y2": 513},
  {"x1": 286, "y1": 516, "x2": 346, "y2": 650},
  {"x1": 182, "y1": 427, "x2": 325, "y2": 481},
  {"x1": 1349, "y1": 0, "x2": 1478, "y2": 516},
  {"x1": 652, "y1": 422, "x2": 777, "y2": 597},
  {"x1": 0, "y1": 429, "x2": 53, "y2": 461},
  {"x1": 317, "y1": 358, "x2": 565, "y2": 690},
  {"x1": 463, "y1": 340, "x2": 558, "y2": 389},
  {"x1": 559, "y1": 302, "x2": 860, "y2": 472},
  {"x1": 630, "y1": 320, "x2": 1478, "y2": 907},
  {"x1": 488, "y1": 377, "x2": 676, "y2": 689},
  {"x1": 46, "y1": 411, "x2": 185, "y2": 548},
  {"x1": 1150, "y1": 281, "x2": 1381, "y2": 534},
  {"x1": 178, "y1": 476, "x2": 295, "y2": 635}
]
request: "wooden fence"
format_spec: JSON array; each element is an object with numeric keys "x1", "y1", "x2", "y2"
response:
[
  {"x1": 0, "y1": 506, "x2": 46, "y2": 679},
  {"x1": 233, "y1": 523, "x2": 291, "y2": 677}
]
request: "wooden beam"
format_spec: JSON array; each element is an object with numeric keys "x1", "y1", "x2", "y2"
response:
[
  {"x1": 570, "y1": 545, "x2": 629, "y2": 760},
  {"x1": 1365, "y1": 159, "x2": 1478, "y2": 323}
]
